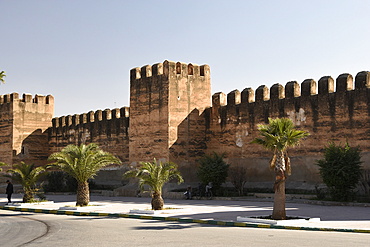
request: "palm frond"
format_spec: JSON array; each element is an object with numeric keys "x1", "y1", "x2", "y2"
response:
[
  {"x1": 0, "y1": 71, "x2": 6, "y2": 84},
  {"x1": 124, "y1": 159, "x2": 183, "y2": 194},
  {"x1": 252, "y1": 118, "x2": 309, "y2": 175},
  {"x1": 48, "y1": 143, "x2": 121, "y2": 182}
]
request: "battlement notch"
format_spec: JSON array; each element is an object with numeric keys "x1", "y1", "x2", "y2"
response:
[
  {"x1": 130, "y1": 60, "x2": 210, "y2": 81},
  {"x1": 355, "y1": 71, "x2": 370, "y2": 88}
]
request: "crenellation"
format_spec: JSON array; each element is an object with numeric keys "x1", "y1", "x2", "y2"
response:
[
  {"x1": 59, "y1": 116, "x2": 66, "y2": 127},
  {"x1": 52, "y1": 117, "x2": 59, "y2": 128},
  {"x1": 226, "y1": 90, "x2": 241, "y2": 126},
  {"x1": 72, "y1": 114, "x2": 79, "y2": 125},
  {"x1": 46, "y1": 95, "x2": 54, "y2": 104},
  {"x1": 130, "y1": 67, "x2": 141, "y2": 81},
  {"x1": 212, "y1": 92, "x2": 227, "y2": 107},
  {"x1": 227, "y1": 90, "x2": 241, "y2": 105},
  {"x1": 255, "y1": 85, "x2": 269, "y2": 102},
  {"x1": 65, "y1": 115, "x2": 72, "y2": 126},
  {"x1": 3, "y1": 60, "x2": 370, "y2": 189},
  {"x1": 87, "y1": 111, "x2": 94, "y2": 123},
  {"x1": 301, "y1": 79, "x2": 316, "y2": 96},
  {"x1": 188, "y1": 63, "x2": 194, "y2": 75},
  {"x1": 336, "y1": 73, "x2": 353, "y2": 92},
  {"x1": 120, "y1": 107, "x2": 129, "y2": 118},
  {"x1": 318, "y1": 76, "x2": 334, "y2": 94},
  {"x1": 200, "y1": 65, "x2": 210, "y2": 77},
  {"x1": 10, "y1": 93, "x2": 19, "y2": 101},
  {"x1": 163, "y1": 60, "x2": 174, "y2": 77},
  {"x1": 103, "y1": 109, "x2": 112, "y2": 120},
  {"x1": 95, "y1": 110, "x2": 103, "y2": 121},
  {"x1": 270, "y1": 83, "x2": 285, "y2": 100},
  {"x1": 79, "y1": 113, "x2": 87, "y2": 124},
  {"x1": 241, "y1": 88, "x2": 255, "y2": 103},
  {"x1": 152, "y1": 63, "x2": 163, "y2": 76},
  {"x1": 0, "y1": 93, "x2": 54, "y2": 105},
  {"x1": 3, "y1": 94, "x2": 11, "y2": 103},
  {"x1": 23, "y1": 94, "x2": 33, "y2": 102},
  {"x1": 111, "y1": 108, "x2": 120, "y2": 119},
  {"x1": 176, "y1": 62, "x2": 186, "y2": 75},
  {"x1": 34, "y1": 94, "x2": 46, "y2": 104},
  {"x1": 141, "y1": 65, "x2": 152, "y2": 78},
  {"x1": 285, "y1": 81, "x2": 300, "y2": 99},
  {"x1": 354, "y1": 71, "x2": 370, "y2": 89}
]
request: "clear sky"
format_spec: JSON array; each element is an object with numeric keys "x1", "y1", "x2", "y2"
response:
[{"x1": 1, "y1": 0, "x2": 370, "y2": 117}]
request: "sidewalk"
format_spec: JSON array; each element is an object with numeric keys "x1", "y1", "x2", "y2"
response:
[{"x1": 1, "y1": 193, "x2": 370, "y2": 233}]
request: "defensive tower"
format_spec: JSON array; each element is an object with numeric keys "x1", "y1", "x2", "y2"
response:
[
  {"x1": 129, "y1": 60, "x2": 211, "y2": 168},
  {"x1": 0, "y1": 93, "x2": 54, "y2": 168}
]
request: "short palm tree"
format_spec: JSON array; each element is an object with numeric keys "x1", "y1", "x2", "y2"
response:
[
  {"x1": 0, "y1": 71, "x2": 5, "y2": 84},
  {"x1": 7, "y1": 162, "x2": 46, "y2": 203},
  {"x1": 252, "y1": 118, "x2": 309, "y2": 219},
  {"x1": 48, "y1": 143, "x2": 121, "y2": 206},
  {"x1": 0, "y1": 162, "x2": 6, "y2": 171},
  {"x1": 124, "y1": 159, "x2": 184, "y2": 210}
]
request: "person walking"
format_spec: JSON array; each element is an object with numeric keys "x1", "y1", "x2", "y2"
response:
[{"x1": 5, "y1": 180, "x2": 13, "y2": 204}]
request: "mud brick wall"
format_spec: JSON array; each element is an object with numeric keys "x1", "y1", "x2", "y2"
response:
[
  {"x1": 129, "y1": 60, "x2": 211, "y2": 176},
  {"x1": 0, "y1": 94, "x2": 14, "y2": 166},
  {"x1": 4, "y1": 60, "x2": 370, "y2": 189},
  {"x1": 0, "y1": 93, "x2": 54, "y2": 168},
  {"x1": 206, "y1": 72, "x2": 370, "y2": 189},
  {"x1": 48, "y1": 107, "x2": 129, "y2": 163}
]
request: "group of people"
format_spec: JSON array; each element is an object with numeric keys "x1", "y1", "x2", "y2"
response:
[{"x1": 184, "y1": 182, "x2": 213, "y2": 200}]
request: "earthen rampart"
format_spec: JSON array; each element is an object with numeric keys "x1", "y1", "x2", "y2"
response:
[
  {"x1": 3, "y1": 61, "x2": 370, "y2": 190},
  {"x1": 129, "y1": 60, "x2": 211, "y2": 167},
  {"x1": 48, "y1": 107, "x2": 130, "y2": 163},
  {"x1": 205, "y1": 71, "x2": 370, "y2": 188},
  {"x1": 0, "y1": 93, "x2": 54, "y2": 167}
]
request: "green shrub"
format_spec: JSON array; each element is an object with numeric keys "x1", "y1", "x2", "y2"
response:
[
  {"x1": 228, "y1": 166, "x2": 248, "y2": 196},
  {"x1": 197, "y1": 152, "x2": 229, "y2": 194},
  {"x1": 316, "y1": 142, "x2": 363, "y2": 201},
  {"x1": 43, "y1": 171, "x2": 77, "y2": 192}
]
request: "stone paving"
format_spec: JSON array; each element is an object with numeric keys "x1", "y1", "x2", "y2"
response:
[{"x1": 1, "y1": 193, "x2": 370, "y2": 233}]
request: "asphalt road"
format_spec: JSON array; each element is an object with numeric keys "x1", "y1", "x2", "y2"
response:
[{"x1": 1, "y1": 210, "x2": 369, "y2": 247}]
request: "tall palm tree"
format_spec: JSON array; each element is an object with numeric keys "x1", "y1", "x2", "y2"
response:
[
  {"x1": 0, "y1": 71, "x2": 5, "y2": 84},
  {"x1": 124, "y1": 159, "x2": 184, "y2": 210},
  {"x1": 7, "y1": 162, "x2": 46, "y2": 203},
  {"x1": 48, "y1": 143, "x2": 121, "y2": 206},
  {"x1": 252, "y1": 118, "x2": 309, "y2": 219}
]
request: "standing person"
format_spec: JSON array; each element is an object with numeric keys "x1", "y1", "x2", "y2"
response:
[{"x1": 5, "y1": 180, "x2": 13, "y2": 204}]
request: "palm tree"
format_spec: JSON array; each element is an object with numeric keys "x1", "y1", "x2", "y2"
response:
[
  {"x1": 48, "y1": 143, "x2": 121, "y2": 206},
  {"x1": 7, "y1": 162, "x2": 46, "y2": 203},
  {"x1": 0, "y1": 162, "x2": 6, "y2": 171},
  {"x1": 124, "y1": 159, "x2": 184, "y2": 210},
  {"x1": 0, "y1": 71, "x2": 5, "y2": 84},
  {"x1": 252, "y1": 118, "x2": 309, "y2": 220}
]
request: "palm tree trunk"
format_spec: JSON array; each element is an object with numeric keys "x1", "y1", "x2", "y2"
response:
[
  {"x1": 272, "y1": 151, "x2": 286, "y2": 220},
  {"x1": 76, "y1": 181, "x2": 90, "y2": 206},
  {"x1": 151, "y1": 191, "x2": 164, "y2": 210},
  {"x1": 23, "y1": 187, "x2": 34, "y2": 203}
]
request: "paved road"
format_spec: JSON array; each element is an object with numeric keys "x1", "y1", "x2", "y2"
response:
[
  {"x1": 2, "y1": 193, "x2": 370, "y2": 231},
  {"x1": 1, "y1": 210, "x2": 370, "y2": 247}
]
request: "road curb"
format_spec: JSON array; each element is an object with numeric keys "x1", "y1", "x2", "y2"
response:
[{"x1": 1, "y1": 205, "x2": 369, "y2": 234}]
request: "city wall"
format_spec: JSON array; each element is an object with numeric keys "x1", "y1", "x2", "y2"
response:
[
  {"x1": 48, "y1": 107, "x2": 130, "y2": 164},
  {"x1": 2, "y1": 61, "x2": 370, "y2": 191},
  {"x1": 43, "y1": 65, "x2": 370, "y2": 190},
  {"x1": 0, "y1": 93, "x2": 54, "y2": 168},
  {"x1": 129, "y1": 60, "x2": 211, "y2": 174},
  {"x1": 204, "y1": 72, "x2": 370, "y2": 189}
]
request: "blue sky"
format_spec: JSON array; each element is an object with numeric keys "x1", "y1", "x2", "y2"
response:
[{"x1": 1, "y1": 0, "x2": 370, "y2": 117}]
